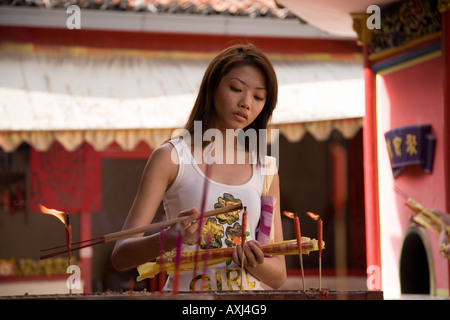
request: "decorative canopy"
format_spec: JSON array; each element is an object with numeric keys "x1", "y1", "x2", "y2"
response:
[{"x1": 0, "y1": 46, "x2": 364, "y2": 152}]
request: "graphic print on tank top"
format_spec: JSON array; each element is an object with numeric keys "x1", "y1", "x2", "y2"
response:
[{"x1": 200, "y1": 193, "x2": 249, "y2": 265}]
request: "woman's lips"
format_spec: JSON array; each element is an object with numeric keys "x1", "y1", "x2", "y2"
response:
[{"x1": 233, "y1": 111, "x2": 248, "y2": 122}]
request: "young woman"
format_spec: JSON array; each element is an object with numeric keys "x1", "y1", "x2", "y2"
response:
[{"x1": 111, "y1": 44, "x2": 286, "y2": 291}]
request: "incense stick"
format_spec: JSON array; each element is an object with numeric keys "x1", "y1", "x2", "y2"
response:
[
  {"x1": 393, "y1": 185, "x2": 409, "y2": 200},
  {"x1": 318, "y1": 219, "x2": 323, "y2": 291},
  {"x1": 200, "y1": 231, "x2": 213, "y2": 294},
  {"x1": 240, "y1": 208, "x2": 248, "y2": 292},
  {"x1": 193, "y1": 163, "x2": 212, "y2": 292},
  {"x1": 159, "y1": 227, "x2": 165, "y2": 295},
  {"x1": 173, "y1": 223, "x2": 183, "y2": 296},
  {"x1": 40, "y1": 203, "x2": 243, "y2": 259}
]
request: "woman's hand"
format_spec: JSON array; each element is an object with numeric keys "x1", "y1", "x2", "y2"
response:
[
  {"x1": 170, "y1": 207, "x2": 204, "y2": 245},
  {"x1": 431, "y1": 210, "x2": 450, "y2": 259},
  {"x1": 439, "y1": 225, "x2": 450, "y2": 257},
  {"x1": 232, "y1": 240, "x2": 265, "y2": 268}
]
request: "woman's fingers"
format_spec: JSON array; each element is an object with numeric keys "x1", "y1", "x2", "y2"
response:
[
  {"x1": 244, "y1": 241, "x2": 264, "y2": 268},
  {"x1": 179, "y1": 208, "x2": 202, "y2": 230},
  {"x1": 179, "y1": 207, "x2": 200, "y2": 224},
  {"x1": 232, "y1": 243, "x2": 243, "y2": 265},
  {"x1": 170, "y1": 207, "x2": 203, "y2": 245},
  {"x1": 232, "y1": 241, "x2": 265, "y2": 268},
  {"x1": 249, "y1": 241, "x2": 265, "y2": 265}
]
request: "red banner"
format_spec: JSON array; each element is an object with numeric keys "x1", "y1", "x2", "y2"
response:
[{"x1": 30, "y1": 142, "x2": 101, "y2": 213}]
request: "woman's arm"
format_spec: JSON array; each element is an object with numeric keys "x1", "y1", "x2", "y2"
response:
[
  {"x1": 232, "y1": 172, "x2": 287, "y2": 289},
  {"x1": 111, "y1": 143, "x2": 201, "y2": 271}
]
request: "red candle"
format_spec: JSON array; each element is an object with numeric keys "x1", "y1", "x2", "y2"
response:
[
  {"x1": 294, "y1": 216, "x2": 305, "y2": 290},
  {"x1": 294, "y1": 217, "x2": 302, "y2": 249},
  {"x1": 318, "y1": 218, "x2": 323, "y2": 290},
  {"x1": 241, "y1": 208, "x2": 248, "y2": 246},
  {"x1": 318, "y1": 219, "x2": 323, "y2": 258}
]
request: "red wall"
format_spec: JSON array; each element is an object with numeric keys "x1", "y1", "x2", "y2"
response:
[{"x1": 376, "y1": 53, "x2": 448, "y2": 295}]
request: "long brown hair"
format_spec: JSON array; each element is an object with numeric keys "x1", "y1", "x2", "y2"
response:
[{"x1": 184, "y1": 44, "x2": 278, "y2": 138}]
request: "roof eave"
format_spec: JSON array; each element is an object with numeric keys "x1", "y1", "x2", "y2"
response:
[{"x1": 0, "y1": 6, "x2": 352, "y2": 39}]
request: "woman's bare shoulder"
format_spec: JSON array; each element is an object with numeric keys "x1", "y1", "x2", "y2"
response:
[
  {"x1": 149, "y1": 141, "x2": 176, "y2": 160},
  {"x1": 143, "y1": 142, "x2": 178, "y2": 182}
]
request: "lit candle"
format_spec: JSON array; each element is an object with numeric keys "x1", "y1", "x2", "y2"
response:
[
  {"x1": 305, "y1": 211, "x2": 322, "y2": 291},
  {"x1": 38, "y1": 205, "x2": 73, "y2": 294},
  {"x1": 318, "y1": 218, "x2": 323, "y2": 291},
  {"x1": 241, "y1": 208, "x2": 248, "y2": 247},
  {"x1": 294, "y1": 216, "x2": 305, "y2": 291}
]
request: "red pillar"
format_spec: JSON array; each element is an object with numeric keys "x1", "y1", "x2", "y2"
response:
[
  {"x1": 441, "y1": 6, "x2": 450, "y2": 292},
  {"x1": 442, "y1": 3, "x2": 450, "y2": 230},
  {"x1": 330, "y1": 144, "x2": 348, "y2": 281},
  {"x1": 362, "y1": 45, "x2": 382, "y2": 289},
  {"x1": 80, "y1": 210, "x2": 92, "y2": 293}
]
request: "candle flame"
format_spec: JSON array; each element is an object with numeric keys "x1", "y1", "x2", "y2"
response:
[
  {"x1": 306, "y1": 211, "x2": 320, "y2": 221},
  {"x1": 282, "y1": 211, "x2": 295, "y2": 219},
  {"x1": 39, "y1": 204, "x2": 66, "y2": 225}
]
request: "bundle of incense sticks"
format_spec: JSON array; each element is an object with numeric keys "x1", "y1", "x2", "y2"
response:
[
  {"x1": 137, "y1": 238, "x2": 325, "y2": 281},
  {"x1": 405, "y1": 197, "x2": 450, "y2": 234},
  {"x1": 394, "y1": 187, "x2": 450, "y2": 234},
  {"x1": 40, "y1": 203, "x2": 243, "y2": 259}
]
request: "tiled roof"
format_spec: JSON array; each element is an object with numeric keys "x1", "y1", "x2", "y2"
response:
[{"x1": 0, "y1": 0, "x2": 296, "y2": 19}]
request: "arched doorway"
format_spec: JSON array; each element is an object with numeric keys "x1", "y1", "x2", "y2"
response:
[{"x1": 399, "y1": 226, "x2": 435, "y2": 295}]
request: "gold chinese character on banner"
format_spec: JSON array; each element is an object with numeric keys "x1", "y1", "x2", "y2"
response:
[
  {"x1": 393, "y1": 136, "x2": 402, "y2": 157},
  {"x1": 386, "y1": 138, "x2": 394, "y2": 159},
  {"x1": 406, "y1": 134, "x2": 418, "y2": 156}
]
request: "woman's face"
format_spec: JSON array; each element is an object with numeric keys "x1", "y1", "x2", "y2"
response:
[{"x1": 213, "y1": 65, "x2": 267, "y2": 132}]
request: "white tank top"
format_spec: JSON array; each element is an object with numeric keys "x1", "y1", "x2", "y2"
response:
[{"x1": 162, "y1": 137, "x2": 265, "y2": 291}]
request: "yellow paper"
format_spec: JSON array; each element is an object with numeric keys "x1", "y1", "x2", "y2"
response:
[{"x1": 137, "y1": 238, "x2": 324, "y2": 281}]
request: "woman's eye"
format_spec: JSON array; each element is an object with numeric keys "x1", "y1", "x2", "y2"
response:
[
  {"x1": 254, "y1": 96, "x2": 264, "y2": 101},
  {"x1": 230, "y1": 86, "x2": 241, "y2": 92}
]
